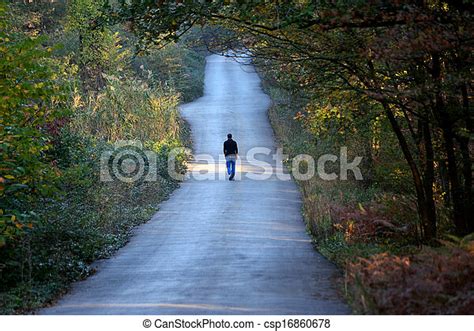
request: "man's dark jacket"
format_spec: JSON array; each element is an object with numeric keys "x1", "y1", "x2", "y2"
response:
[{"x1": 223, "y1": 139, "x2": 238, "y2": 156}]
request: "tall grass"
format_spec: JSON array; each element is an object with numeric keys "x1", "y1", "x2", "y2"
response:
[
  {"x1": 0, "y1": 42, "x2": 204, "y2": 315},
  {"x1": 262, "y1": 74, "x2": 474, "y2": 315},
  {"x1": 71, "y1": 75, "x2": 181, "y2": 144},
  {"x1": 132, "y1": 43, "x2": 206, "y2": 103}
]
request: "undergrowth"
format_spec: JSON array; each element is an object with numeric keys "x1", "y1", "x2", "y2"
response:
[
  {"x1": 262, "y1": 78, "x2": 474, "y2": 315},
  {"x1": 0, "y1": 1, "x2": 204, "y2": 313}
]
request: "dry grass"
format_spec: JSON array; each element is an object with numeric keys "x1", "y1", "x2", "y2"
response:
[
  {"x1": 263, "y1": 82, "x2": 474, "y2": 314},
  {"x1": 346, "y1": 248, "x2": 474, "y2": 314}
]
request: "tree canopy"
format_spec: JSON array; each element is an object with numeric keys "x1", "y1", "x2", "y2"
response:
[{"x1": 119, "y1": 0, "x2": 473, "y2": 240}]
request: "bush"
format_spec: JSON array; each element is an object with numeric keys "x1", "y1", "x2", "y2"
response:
[
  {"x1": 347, "y1": 248, "x2": 474, "y2": 314},
  {"x1": 0, "y1": 121, "x2": 183, "y2": 312},
  {"x1": 261, "y1": 71, "x2": 472, "y2": 314},
  {"x1": 0, "y1": 1, "x2": 203, "y2": 312},
  {"x1": 70, "y1": 75, "x2": 182, "y2": 143},
  {"x1": 0, "y1": 4, "x2": 68, "y2": 250},
  {"x1": 132, "y1": 43, "x2": 205, "y2": 102}
]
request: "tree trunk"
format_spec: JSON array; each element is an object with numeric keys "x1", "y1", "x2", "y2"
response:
[
  {"x1": 422, "y1": 121, "x2": 437, "y2": 238},
  {"x1": 382, "y1": 101, "x2": 436, "y2": 240},
  {"x1": 459, "y1": 84, "x2": 473, "y2": 233},
  {"x1": 364, "y1": 60, "x2": 437, "y2": 240},
  {"x1": 431, "y1": 53, "x2": 469, "y2": 235}
]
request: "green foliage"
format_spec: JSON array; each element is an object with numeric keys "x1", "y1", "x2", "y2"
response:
[
  {"x1": 132, "y1": 42, "x2": 205, "y2": 102},
  {"x1": 0, "y1": 0, "x2": 205, "y2": 314},
  {"x1": 0, "y1": 4, "x2": 68, "y2": 248},
  {"x1": 66, "y1": 0, "x2": 131, "y2": 90},
  {"x1": 71, "y1": 75, "x2": 181, "y2": 143},
  {"x1": 439, "y1": 233, "x2": 474, "y2": 253},
  {"x1": 0, "y1": 128, "x2": 179, "y2": 313},
  {"x1": 317, "y1": 232, "x2": 387, "y2": 268},
  {"x1": 0, "y1": 70, "x2": 189, "y2": 314},
  {"x1": 66, "y1": 0, "x2": 105, "y2": 31}
]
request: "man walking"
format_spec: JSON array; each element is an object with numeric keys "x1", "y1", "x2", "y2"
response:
[{"x1": 223, "y1": 133, "x2": 238, "y2": 181}]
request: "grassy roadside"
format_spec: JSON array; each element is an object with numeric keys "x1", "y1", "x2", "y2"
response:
[
  {"x1": 0, "y1": 6, "x2": 205, "y2": 311},
  {"x1": 260, "y1": 75, "x2": 474, "y2": 315},
  {"x1": 0, "y1": 74, "x2": 203, "y2": 315},
  {"x1": 0, "y1": 88, "x2": 201, "y2": 315}
]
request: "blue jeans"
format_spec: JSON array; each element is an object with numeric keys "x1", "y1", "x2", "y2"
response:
[{"x1": 226, "y1": 157, "x2": 236, "y2": 176}]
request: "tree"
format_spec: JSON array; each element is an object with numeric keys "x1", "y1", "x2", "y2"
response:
[
  {"x1": 67, "y1": 0, "x2": 130, "y2": 91},
  {"x1": 118, "y1": 0, "x2": 473, "y2": 240},
  {"x1": 0, "y1": 1, "x2": 67, "y2": 246}
]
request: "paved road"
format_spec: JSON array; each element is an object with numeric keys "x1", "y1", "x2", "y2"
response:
[{"x1": 41, "y1": 55, "x2": 349, "y2": 315}]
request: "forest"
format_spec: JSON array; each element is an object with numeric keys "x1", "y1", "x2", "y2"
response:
[
  {"x1": 0, "y1": 0, "x2": 205, "y2": 313},
  {"x1": 1, "y1": 0, "x2": 473, "y2": 314}
]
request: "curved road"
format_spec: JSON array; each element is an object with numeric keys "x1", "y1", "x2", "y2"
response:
[{"x1": 42, "y1": 55, "x2": 349, "y2": 314}]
